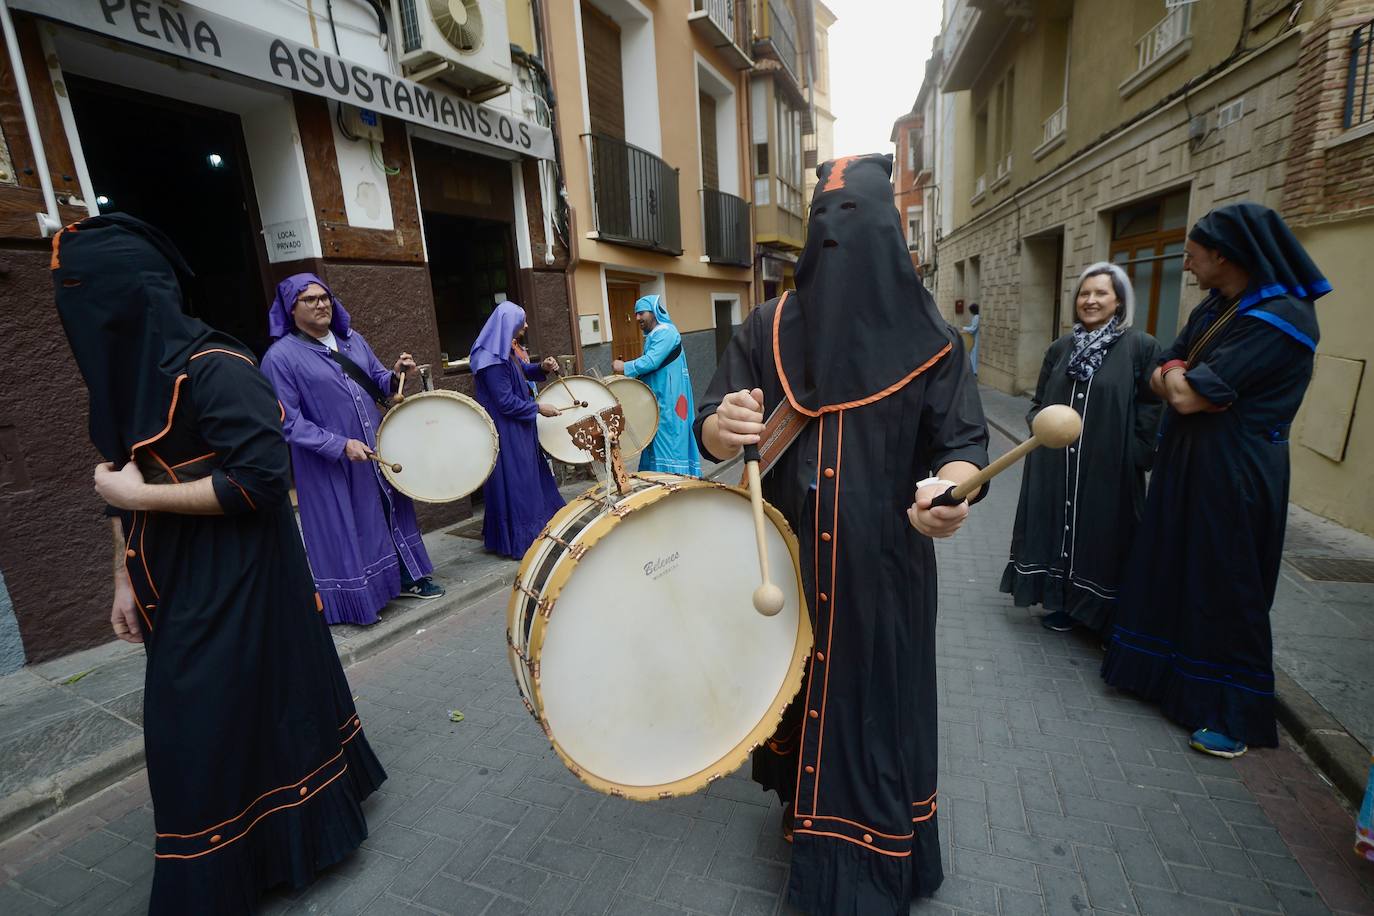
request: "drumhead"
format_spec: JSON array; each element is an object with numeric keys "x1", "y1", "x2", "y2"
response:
[
  {"x1": 535, "y1": 376, "x2": 618, "y2": 465},
  {"x1": 604, "y1": 375, "x2": 659, "y2": 458},
  {"x1": 375, "y1": 390, "x2": 498, "y2": 503},
  {"x1": 529, "y1": 480, "x2": 810, "y2": 797}
]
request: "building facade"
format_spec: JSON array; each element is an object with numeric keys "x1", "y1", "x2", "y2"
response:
[
  {"x1": 0, "y1": 0, "x2": 572, "y2": 667},
  {"x1": 750, "y1": 0, "x2": 814, "y2": 301},
  {"x1": 932, "y1": 0, "x2": 1374, "y2": 536},
  {"x1": 545, "y1": 0, "x2": 755, "y2": 401},
  {"x1": 803, "y1": 0, "x2": 836, "y2": 207}
]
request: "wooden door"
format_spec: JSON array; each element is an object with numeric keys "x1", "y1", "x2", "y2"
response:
[
  {"x1": 582, "y1": 5, "x2": 625, "y2": 140},
  {"x1": 700, "y1": 93, "x2": 719, "y2": 190},
  {"x1": 608, "y1": 281, "x2": 643, "y2": 364}
]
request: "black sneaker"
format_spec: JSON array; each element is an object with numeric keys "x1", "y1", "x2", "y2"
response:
[
  {"x1": 1041, "y1": 611, "x2": 1075, "y2": 632},
  {"x1": 398, "y1": 578, "x2": 445, "y2": 600}
]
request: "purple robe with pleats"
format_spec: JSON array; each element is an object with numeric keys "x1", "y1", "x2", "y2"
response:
[
  {"x1": 474, "y1": 356, "x2": 565, "y2": 558},
  {"x1": 261, "y1": 331, "x2": 432, "y2": 624}
]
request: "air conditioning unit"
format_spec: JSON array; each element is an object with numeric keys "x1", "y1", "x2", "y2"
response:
[{"x1": 392, "y1": 0, "x2": 513, "y2": 102}]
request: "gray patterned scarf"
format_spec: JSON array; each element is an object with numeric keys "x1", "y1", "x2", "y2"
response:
[{"x1": 1067, "y1": 317, "x2": 1125, "y2": 381}]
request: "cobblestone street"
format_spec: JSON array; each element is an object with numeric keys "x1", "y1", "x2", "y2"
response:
[{"x1": 1, "y1": 431, "x2": 1370, "y2": 916}]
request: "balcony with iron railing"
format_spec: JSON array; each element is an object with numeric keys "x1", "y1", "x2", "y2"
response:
[
  {"x1": 754, "y1": 0, "x2": 800, "y2": 87},
  {"x1": 690, "y1": 0, "x2": 753, "y2": 71},
  {"x1": 701, "y1": 188, "x2": 752, "y2": 267},
  {"x1": 1121, "y1": 4, "x2": 1192, "y2": 97},
  {"x1": 1346, "y1": 19, "x2": 1374, "y2": 130},
  {"x1": 583, "y1": 134, "x2": 682, "y2": 256}
]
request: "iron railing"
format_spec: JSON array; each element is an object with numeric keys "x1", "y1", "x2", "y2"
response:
[
  {"x1": 584, "y1": 134, "x2": 682, "y2": 256},
  {"x1": 1346, "y1": 20, "x2": 1374, "y2": 129},
  {"x1": 701, "y1": 188, "x2": 751, "y2": 267},
  {"x1": 1134, "y1": 4, "x2": 1192, "y2": 76},
  {"x1": 761, "y1": 0, "x2": 799, "y2": 84},
  {"x1": 1042, "y1": 104, "x2": 1067, "y2": 146},
  {"x1": 693, "y1": 0, "x2": 753, "y2": 64}
]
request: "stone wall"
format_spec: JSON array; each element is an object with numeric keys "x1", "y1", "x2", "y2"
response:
[{"x1": 935, "y1": 35, "x2": 1301, "y2": 394}]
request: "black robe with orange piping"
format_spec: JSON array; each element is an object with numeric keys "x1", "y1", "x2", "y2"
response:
[
  {"x1": 52, "y1": 215, "x2": 385, "y2": 914},
  {"x1": 695, "y1": 156, "x2": 989, "y2": 915}
]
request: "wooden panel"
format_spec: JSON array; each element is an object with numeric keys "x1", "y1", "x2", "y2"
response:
[
  {"x1": 0, "y1": 188, "x2": 83, "y2": 240},
  {"x1": 607, "y1": 281, "x2": 642, "y2": 364},
  {"x1": 293, "y1": 93, "x2": 424, "y2": 263},
  {"x1": 413, "y1": 137, "x2": 514, "y2": 221},
  {"x1": 582, "y1": 4, "x2": 625, "y2": 140},
  {"x1": 700, "y1": 93, "x2": 719, "y2": 191}
]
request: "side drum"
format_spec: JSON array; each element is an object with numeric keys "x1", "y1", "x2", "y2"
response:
[
  {"x1": 507, "y1": 474, "x2": 812, "y2": 799},
  {"x1": 374, "y1": 390, "x2": 498, "y2": 503},
  {"x1": 534, "y1": 376, "x2": 618, "y2": 465},
  {"x1": 603, "y1": 375, "x2": 659, "y2": 458}
]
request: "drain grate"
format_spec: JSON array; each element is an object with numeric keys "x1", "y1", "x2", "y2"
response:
[
  {"x1": 443, "y1": 522, "x2": 484, "y2": 541},
  {"x1": 1286, "y1": 556, "x2": 1374, "y2": 584}
]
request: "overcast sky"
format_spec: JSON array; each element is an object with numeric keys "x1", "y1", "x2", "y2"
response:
[{"x1": 825, "y1": 0, "x2": 944, "y2": 158}]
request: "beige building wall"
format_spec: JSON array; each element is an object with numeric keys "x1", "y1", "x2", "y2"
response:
[
  {"x1": 545, "y1": 0, "x2": 752, "y2": 353},
  {"x1": 805, "y1": 0, "x2": 836, "y2": 202},
  {"x1": 1290, "y1": 216, "x2": 1374, "y2": 534}
]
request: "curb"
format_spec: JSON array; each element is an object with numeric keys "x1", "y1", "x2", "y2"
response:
[
  {"x1": 0, "y1": 570, "x2": 510, "y2": 847},
  {"x1": 983, "y1": 406, "x2": 1371, "y2": 808}
]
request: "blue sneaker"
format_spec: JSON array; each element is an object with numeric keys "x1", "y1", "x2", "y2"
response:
[
  {"x1": 398, "y1": 577, "x2": 445, "y2": 600},
  {"x1": 1189, "y1": 728, "x2": 1247, "y2": 758}
]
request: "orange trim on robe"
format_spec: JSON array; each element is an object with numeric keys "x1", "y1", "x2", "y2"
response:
[{"x1": 770, "y1": 291, "x2": 952, "y2": 416}]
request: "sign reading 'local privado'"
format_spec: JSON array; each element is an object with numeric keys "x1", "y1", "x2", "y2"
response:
[{"x1": 16, "y1": 0, "x2": 555, "y2": 161}]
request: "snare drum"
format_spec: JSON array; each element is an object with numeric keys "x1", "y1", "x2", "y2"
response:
[
  {"x1": 535, "y1": 375, "x2": 618, "y2": 465},
  {"x1": 508, "y1": 474, "x2": 811, "y2": 799},
  {"x1": 603, "y1": 375, "x2": 659, "y2": 458},
  {"x1": 374, "y1": 390, "x2": 498, "y2": 503}
]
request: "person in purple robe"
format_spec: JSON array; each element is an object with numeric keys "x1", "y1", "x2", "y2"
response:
[
  {"x1": 470, "y1": 301, "x2": 566, "y2": 558},
  {"x1": 261, "y1": 273, "x2": 443, "y2": 625}
]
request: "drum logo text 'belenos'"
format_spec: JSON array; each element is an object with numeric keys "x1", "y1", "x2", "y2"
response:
[{"x1": 643, "y1": 552, "x2": 680, "y2": 579}]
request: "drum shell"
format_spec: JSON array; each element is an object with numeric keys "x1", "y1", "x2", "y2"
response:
[{"x1": 507, "y1": 474, "x2": 812, "y2": 800}]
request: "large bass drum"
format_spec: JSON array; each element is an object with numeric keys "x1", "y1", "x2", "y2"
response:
[
  {"x1": 603, "y1": 375, "x2": 659, "y2": 458},
  {"x1": 535, "y1": 376, "x2": 619, "y2": 465},
  {"x1": 508, "y1": 474, "x2": 811, "y2": 799},
  {"x1": 374, "y1": 390, "x2": 498, "y2": 503}
]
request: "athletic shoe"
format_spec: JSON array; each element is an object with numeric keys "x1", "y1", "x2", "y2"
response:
[
  {"x1": 1189, "y1": 728, "x2": 1247, "y2": 758},
  {"x1": 1041, "y1": 611, "x2": 1075, "y2": 632},
  {"x1": 398, "y1": 578, "x2": 445, "y2": 600}
]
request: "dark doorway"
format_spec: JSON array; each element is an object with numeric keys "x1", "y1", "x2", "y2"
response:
[
  {"x1": 411, "y1": 139, "x2": 518, "y2": 362},
  {"x1": 714, "y1": 299, "x2": 735, "y2": 358},
  {"x1": 421, "y1": 212, "x2": 515, "y2": 362},
  {"x1": 65, "y1": 76, "x2": 271, "y2": 355}
]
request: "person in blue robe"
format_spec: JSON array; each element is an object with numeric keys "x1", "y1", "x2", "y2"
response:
[
  {"x1": 1102, "y1": 202, "x2": 1329, "y2": 759},
  {"x1": 470, "y1": 302, "x2": 566, "y2": 558},
  {"x1": 612, "y1": 295, "x2": 701, "y2": 475}
]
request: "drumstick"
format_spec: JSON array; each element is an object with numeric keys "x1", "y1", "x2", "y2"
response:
[
  {"x1": 743, "y1": 442, "x2": 785, "y2": 617},
  {"x1": 392, "y1": 370, "x2": 406, "y2": 404},
  {"x1": 368, "y1": 453, "x2": 403, "y2": 474},
  {"x1": 928, "y1": 404, "x2": 1082, "y2": 508},
  {"x1": 552, "y1": 367, "x2": 589, "y2": 408}
]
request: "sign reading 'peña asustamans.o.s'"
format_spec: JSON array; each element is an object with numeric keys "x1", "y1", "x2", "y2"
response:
[{"x1": 14, "y1": 0, "x2": 555, "y2": 161}]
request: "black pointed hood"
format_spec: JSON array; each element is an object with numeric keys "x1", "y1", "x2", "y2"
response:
[{"x1": 776, "y1": 154, "x2": 953, "y2": 413}]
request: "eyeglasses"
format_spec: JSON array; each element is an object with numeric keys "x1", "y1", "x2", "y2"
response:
[{"x1": 297, "y1": 294, "x2": 331, "y2": 307}]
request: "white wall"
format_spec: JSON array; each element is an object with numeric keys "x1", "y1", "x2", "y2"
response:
[{"x1": 196, "y1": 0, "x2": 393, "y2": 72}]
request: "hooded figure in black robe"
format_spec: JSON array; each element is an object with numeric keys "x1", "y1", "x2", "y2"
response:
[
  {"x1": 52, "y1": 213, "x2": 386, "y2": 914},
  {"x1": 1102, "y1": 202, "x2": 1328, "y2": 754},
  {"x1": 694, "y1": 155, "x2": 989, "y2": 914}
]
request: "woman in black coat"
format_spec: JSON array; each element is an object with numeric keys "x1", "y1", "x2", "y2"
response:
[{"x1": 1001, "y1": 262, "x2": 1163, "y2": 634}]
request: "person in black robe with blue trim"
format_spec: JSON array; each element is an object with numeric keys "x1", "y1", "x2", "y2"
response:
[
  {"x1": 1102, "y1": 202, "x2": 1329, "y2": 758},
  {"x1": 695, "y1": 154, "x2": 989, "y2": 915},
  {"x1": 52, "y1": 214, "x2": 386, "y2": 914}
]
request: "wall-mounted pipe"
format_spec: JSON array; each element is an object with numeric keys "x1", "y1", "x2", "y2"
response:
[{"x1": 0, "y1": 0, "x2": 62, "y2": 236}]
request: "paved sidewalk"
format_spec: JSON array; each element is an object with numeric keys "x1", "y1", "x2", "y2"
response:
[
  {"x1": 1, "y1": 430, "x2": 1371, "y2": 914},
  {"x1": 978, "y1": 386, "x2": 1374, "y2": 804}
]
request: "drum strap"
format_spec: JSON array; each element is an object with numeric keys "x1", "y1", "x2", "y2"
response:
[
  {"x1": 294, "y1": 330, "x2": 392, "y2": 407},
  {"x1": 738, "y1": 402, "x2": 811, "y2": 484}
]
